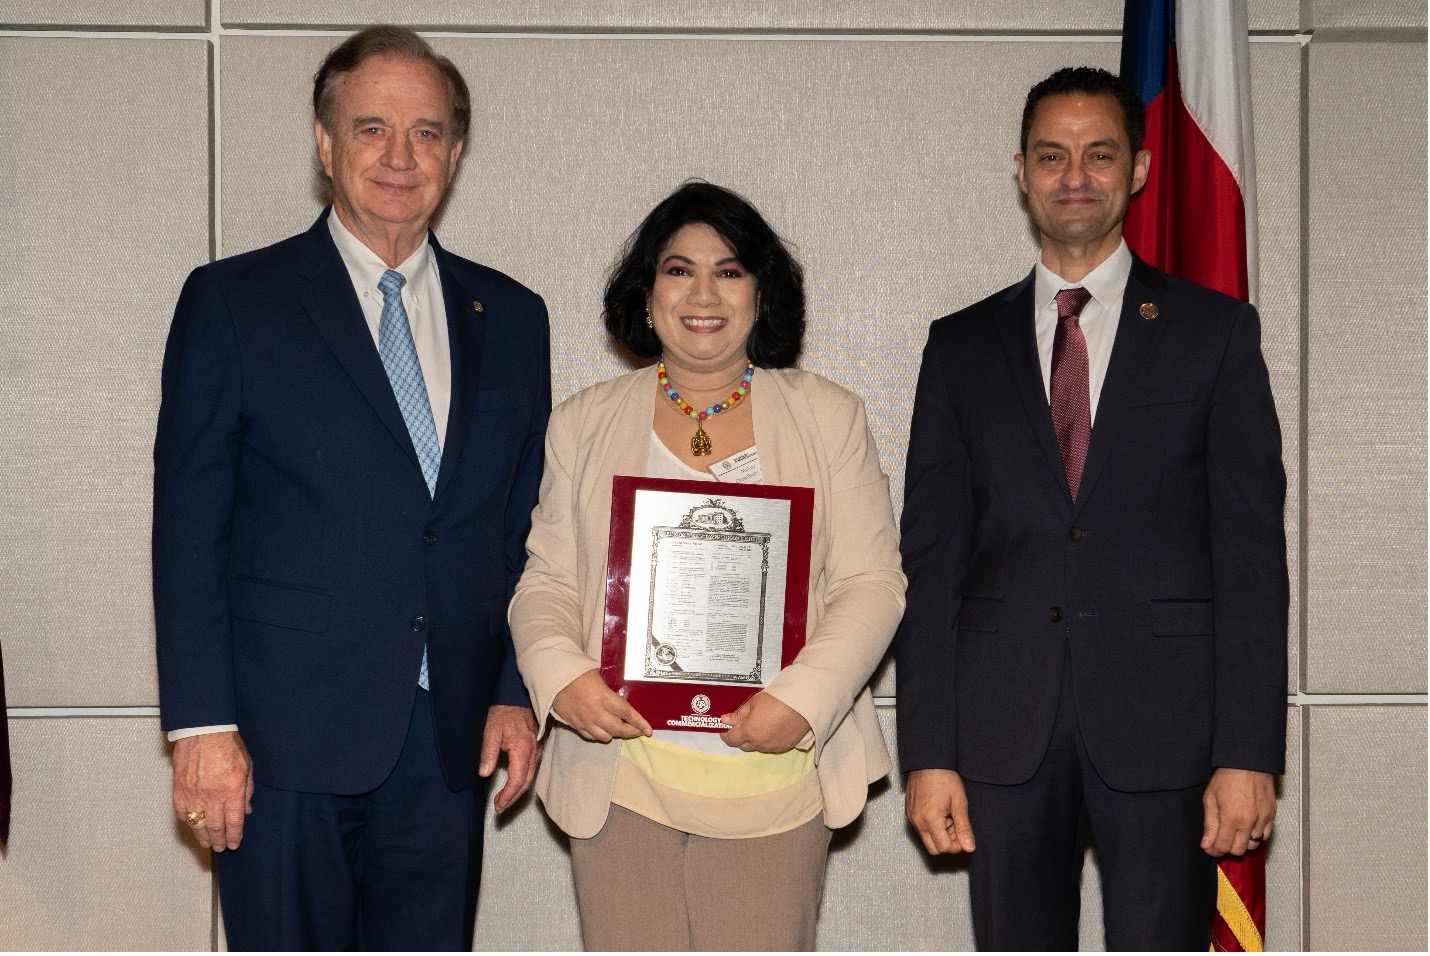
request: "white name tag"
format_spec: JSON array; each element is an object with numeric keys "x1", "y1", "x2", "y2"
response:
[{"x1": 708, "y1": 446, "x2": 763, "y2": 484}]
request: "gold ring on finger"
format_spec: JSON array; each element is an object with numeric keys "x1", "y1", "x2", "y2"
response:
[{"x1": 186, "y1": 809, "x2": 207, "y2": 826}]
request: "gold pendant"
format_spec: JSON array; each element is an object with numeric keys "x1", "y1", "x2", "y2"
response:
[{"x1": 691, "y1": 421, "x2": 712, "y2": 457}]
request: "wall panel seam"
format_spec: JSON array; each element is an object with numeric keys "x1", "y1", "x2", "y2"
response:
[
  {"x1": 1297, "y1": 38, "x2": 1311, "y2": 705},
  {"x1": 1295, "y1": 42, "x2": 1310, "y2": 946},
  {"x1": 869, "y1": 695, "x2": 1428, "y2": 707},
  {"x1": 210, "y1": 9, "x2": 222, "y2": 949},
  {"x1": 0, "y1": 28, "x2": 1312, "y2": 42},
  {"x1": 1300, "y1": 702, "x2": 1310, "y2": 949},
  {"x1": 11, "y1": 695, "x2": 1424, "y2": 716}
]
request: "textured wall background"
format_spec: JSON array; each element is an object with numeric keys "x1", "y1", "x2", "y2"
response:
[{"x1": 0, "y1": 2, "x2": 1424, "y2": 951}]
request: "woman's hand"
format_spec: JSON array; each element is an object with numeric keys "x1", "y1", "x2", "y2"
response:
[
  {"x1": 720, "y1": 692, "x2": 812, "y2": 753},
  {"x1": 551, "y1": 670, "x2": 653, "y2": 742}
]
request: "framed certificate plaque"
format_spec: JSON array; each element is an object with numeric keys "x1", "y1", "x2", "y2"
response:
[{"x1": 601, "y1": 475, "x2": 814, "y2": 732}]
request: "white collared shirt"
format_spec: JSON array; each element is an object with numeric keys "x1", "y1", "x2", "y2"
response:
[
  {"x1": 327, "y1": 210, "x2": 452, "y2": 450},
  {"x1": 167, "y1": 214, "x2": 453, "y2": 743},
  {"x1": 1032, "y1": 238, "x2": 1133, "y2": 425}
]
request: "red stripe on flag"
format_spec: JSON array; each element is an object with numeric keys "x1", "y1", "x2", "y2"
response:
[
  {"x1": 1214, "y1": 847, "x2": 1268, "y2": 951},
  {"x1": 1122, "y1": 49, "x2": 1249, "y2": 300}
]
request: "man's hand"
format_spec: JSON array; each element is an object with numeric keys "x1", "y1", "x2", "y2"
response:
[
  {"x1": 906, "y1": 768, "x2": 977, "y2": 855},
  {"x1": 171, "y1": 731, "x2": 253, "y2": 852},
  {"x1": 479, "y1": 704, "x2": 541, "y2": 813},
  {"x1": 719, "y1": 693, "x2": 811, "y2": 754},
  {"x1": 551, "y1": 670, "x2": 652, "y2": 743},
  {"x1": 1201, "y1": 767, "x2": 1276, "y2": 857}
]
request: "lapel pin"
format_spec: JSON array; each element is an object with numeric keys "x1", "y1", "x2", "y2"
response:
[
  {"x1": 472, "y1": 300, "x2": 484, "y2": 313},
  {"x1": 1139, "y1": 302, "x2": 1159, "y2": 320}
]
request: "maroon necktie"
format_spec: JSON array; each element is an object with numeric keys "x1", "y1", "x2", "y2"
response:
[{"x1": 1050, "y1": 287, "x2": 1093, "y2": 501}]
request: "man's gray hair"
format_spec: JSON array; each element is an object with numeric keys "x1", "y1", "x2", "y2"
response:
[{"x1": 313, "y1": 25, "x2": 471, "y2": 142}]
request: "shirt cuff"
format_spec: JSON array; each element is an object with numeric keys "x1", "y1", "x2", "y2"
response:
[{"x1": 166, "y1": 724, "x2": 239, "y2": 742}]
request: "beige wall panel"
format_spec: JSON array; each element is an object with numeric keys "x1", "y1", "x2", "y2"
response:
[
  {"x1": 1311, "y1": 0, "x2": 1427, "y2": 29},
  {"x1": 1265, "y1": 705, "x2": 1304, "y2": 951},
  {"x1": 1305, "y1": 42, "x2": 1427, "y2": 692},
  {"x1": 819, "y1": 709, "x2": 974, "y2": 950},
  {"x1": 0, "y1": 1, "x2": 205, "y2": 27},
  {"x1": 1307, "y1": 705, "x2": 1427, "y2": 950},
  {"x1": 475, "y1": 794, "x2": 583, "y2": 951},
  {"x1": 1248, "y1": 42, "x2": 1304, "y2": 692},
  {"x1": 220, "y1": 1, "x2": 1298, "y2": 33},
  {"x1": 0, "y1": 717, "x2": 212, "y2": 950},
  {"x1": 0, "y1": 37, "x2": 209, "y2": 706}
]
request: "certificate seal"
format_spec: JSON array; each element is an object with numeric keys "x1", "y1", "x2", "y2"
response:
[
  {"x1": 690, "y1": 694, "x2": 712, "y2": 715},
  {"x1": 655, "y1": 643, "x2": 677, "y2": 666}
]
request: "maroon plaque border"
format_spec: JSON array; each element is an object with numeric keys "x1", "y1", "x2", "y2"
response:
[{"x1": 601, "y1": 475, "x2": 814, "y2": 732}]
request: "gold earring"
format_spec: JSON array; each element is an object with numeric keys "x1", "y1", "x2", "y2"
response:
[{"x1": 645, "y1": 306, "x2": 653, "y2": 329}]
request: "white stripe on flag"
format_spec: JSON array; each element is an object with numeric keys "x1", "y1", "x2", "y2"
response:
[{"x1": 1176, "y1": 0, "x2": 1259, "y2": 300}]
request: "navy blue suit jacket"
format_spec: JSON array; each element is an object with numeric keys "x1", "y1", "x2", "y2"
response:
[
  {"x1": 154, "y1": 211, "x2": 550, "y2": 795},
  {"x1": 896, "y1": 257, "x2": 1287, "y2": 792}
]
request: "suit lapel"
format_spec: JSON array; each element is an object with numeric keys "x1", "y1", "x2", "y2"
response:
[
  {"x1": 431, "y1": 238, "x2": 483, "y2": 501},
  {"x1": 994, "y1": 273, "x2": 1073, "y2": 503},
  {"x1": 296, "y1": 213, "x2": 425, "y2": 476},
  {"x1": 1072, "y1": 257, "x2": 1170, "y2": 516}
]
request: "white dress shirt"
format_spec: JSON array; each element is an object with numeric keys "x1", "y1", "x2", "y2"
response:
[
  {"x1": 1032, "y1": 238, "x2": 1133, "y2": 426},
  {"x1": 167, "y1": 213, "x2": 453, "y2": 742},
  {"x1": 327, "y1": 211, "x2": 452, "y2": 450}
]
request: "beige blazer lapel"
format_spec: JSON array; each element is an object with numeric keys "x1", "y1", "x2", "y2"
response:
[
  {"x1": 751, "y1": 368, "x2": 816, "y2": 489},
  {"x1": 750, "y1": 369, "x2": 831, "y2": 582},
  {"x1": 594, "y1": 365, "x2": 654, "y2": 487}
]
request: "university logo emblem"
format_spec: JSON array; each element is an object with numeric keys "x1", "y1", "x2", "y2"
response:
[{"x1": 690, "y1": 694, "x2": 712, "y2": 715}]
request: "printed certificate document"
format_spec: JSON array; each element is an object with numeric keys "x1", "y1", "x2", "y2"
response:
[{"x1": 601, "y1": 476, "x2": 813, "y2": 731}]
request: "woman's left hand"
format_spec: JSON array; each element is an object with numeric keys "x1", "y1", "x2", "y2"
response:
[{"x1": 720, "y1": 693, "x2": 812, "y2": 754}]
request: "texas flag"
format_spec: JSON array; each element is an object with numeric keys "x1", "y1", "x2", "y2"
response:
[
  {"x1": 1120, "y1": 0, "x2": 1258, "y2": 302},
  {"x1": 1119, "y1": 1, "x2": 1266, "y2": 951}
]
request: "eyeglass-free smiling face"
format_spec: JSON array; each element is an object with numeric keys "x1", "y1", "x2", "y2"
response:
[
  {"x1": 1015, "y1": 91, "x2": 1150, "y2": 261},
  {"x1": 315, "y1": 54, "x2": 463, "y2": 263},
  {"x1": 647, "y1": 222, "x2": 758, "y2": 387}
]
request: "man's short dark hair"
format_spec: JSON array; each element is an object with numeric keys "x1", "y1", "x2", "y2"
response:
[
  {"x1": 604, "y1": 181, "x2": 806, "y2": 369},
  {"x1": 313, "y1": 25, "x2": 471, "y2": 143},
  {"x1": 1021, "y1": 66, "x2": 1146, "y2": 156}
]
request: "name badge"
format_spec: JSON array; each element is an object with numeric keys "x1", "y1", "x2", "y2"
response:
[{"x1": 708, "y1": 446, "x2": 763, "y2": 484}]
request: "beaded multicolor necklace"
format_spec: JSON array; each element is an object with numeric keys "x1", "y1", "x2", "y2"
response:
[{"x1": 656, "y1": 357, "x2": 755, "y2": 457}]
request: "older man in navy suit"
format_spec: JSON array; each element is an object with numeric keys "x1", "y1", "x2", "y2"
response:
[
  {"x1": 154, "y1": 26, "x2": 549, "y2": 950},
  {"x1": 896, "y1": 67, "x2": 1287, "y2": 950}
]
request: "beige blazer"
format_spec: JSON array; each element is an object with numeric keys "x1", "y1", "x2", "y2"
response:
[{"x1": 510, "y1": 365, "x2": 906, "y2": 839}]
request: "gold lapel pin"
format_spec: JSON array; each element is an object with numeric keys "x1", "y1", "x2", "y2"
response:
[
  {"x1": 472, "y1": 300, "x2": 484, "y2": 313},
  {"x1": 1139, "y1": 302, "x2": 1159, "y2": 320}
]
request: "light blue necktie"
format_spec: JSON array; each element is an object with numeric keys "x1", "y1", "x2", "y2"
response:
[{"x1": 377, "y1": 269, "x2": 440, "y2": 690}]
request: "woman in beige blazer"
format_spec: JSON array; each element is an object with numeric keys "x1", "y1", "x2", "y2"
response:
[{"x1": 510, "y1": 182, "x2": 904, "y2": 951}]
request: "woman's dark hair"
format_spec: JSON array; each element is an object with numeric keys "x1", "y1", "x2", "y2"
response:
[{"x1": 604, "y1": 181, "x2": 805, "y2": 369}]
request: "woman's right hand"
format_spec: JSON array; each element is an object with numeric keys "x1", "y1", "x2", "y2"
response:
[{"x1": 551, "y1": 670, "x2": 653, "y2": 742}]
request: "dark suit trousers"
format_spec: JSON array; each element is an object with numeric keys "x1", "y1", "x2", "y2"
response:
[
  {"x1": 962, "y1": 647, "x2": 1216, "y2": 951},
  {"x1": 214, "y1": 689, "x2": 487, "y2": 951}
]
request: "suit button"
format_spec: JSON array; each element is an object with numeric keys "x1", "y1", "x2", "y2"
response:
[
  {"x1": 1068, "y1": 528, "x2": 1083, "y2": 541},
  {"x1": 411, "y1": 616, "x2": 426, "y2": 631},
  {"x1": 1049, "y1": 607, "x2": 1063, "y2": 622},
  {"x1": 422, "y1": 531, "x2": 438, "y2": 545}
]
